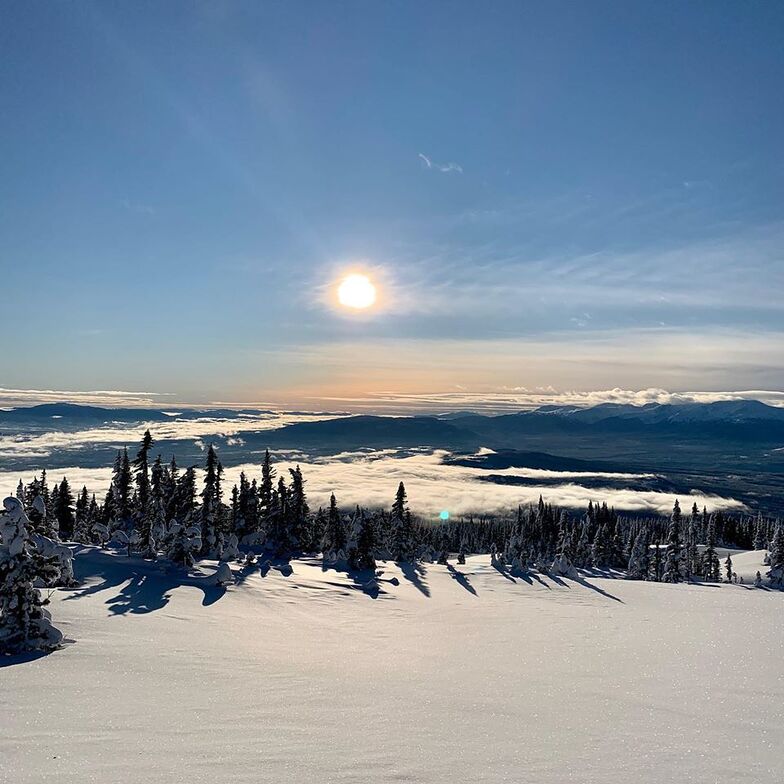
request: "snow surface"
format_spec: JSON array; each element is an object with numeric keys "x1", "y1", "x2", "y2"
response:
[{"x1": 2, "y1": 548, "x2": 783, "y2": 783}]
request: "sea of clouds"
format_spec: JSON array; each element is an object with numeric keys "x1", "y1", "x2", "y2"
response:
[{"x1": 0, "y1": 448, "x2": 746, "y2": 518}]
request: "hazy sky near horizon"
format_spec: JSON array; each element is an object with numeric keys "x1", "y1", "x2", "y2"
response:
[{"x1": 1, "y1": 1, "x2": 783, "y2": 407}]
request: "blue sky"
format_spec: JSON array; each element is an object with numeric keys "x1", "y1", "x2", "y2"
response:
[{"x1": 1, "y1": 1, "x2": 783, "y2": 407}]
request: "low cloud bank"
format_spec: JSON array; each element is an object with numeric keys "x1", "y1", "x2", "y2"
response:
[
  {"x1": 0, "y1": 449, "x2": 746, "y2": 518},
  {"x1": 0, "y1": 413, "x2": 345, "y2": 460}
]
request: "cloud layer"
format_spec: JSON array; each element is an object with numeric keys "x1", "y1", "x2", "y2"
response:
[
  {"x1": 0, "y1": 449, "x2": 746, "y2": 518},
  {"x1": 0, "y1": 412, "x2": 345, "y2": 460}
]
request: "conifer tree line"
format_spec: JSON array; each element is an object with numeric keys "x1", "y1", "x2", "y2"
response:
[{"x1": 8, "y1": 429, "x2": 784, "y2": 583}]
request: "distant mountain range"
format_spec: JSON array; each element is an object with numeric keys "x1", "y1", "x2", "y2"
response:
[
  {"x1": 526, "y1": 399, "x2": 784, "y2": 424},
  {"x1": 3, "y1": 398, "x2": 782, "y2": 426}
]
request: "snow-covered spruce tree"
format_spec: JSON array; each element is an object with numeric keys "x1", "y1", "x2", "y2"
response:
[
  {"x1": 163, "y1": 456, "x2": 180, "y2": 523},
  {"x1": 165, "y1": 520, "x2": 202, "y2": 568},
  {"x1": 391, "y1": 481, "x2": 408, "y2": 523},
  {"x1": 391, "y1": 484, "x2": 417, "y2": 562},
  {"x1": 310, "y1": 506, "x2": 326, "y2": 554},
  {"x1": 724, "y1": 553, "x2": 733, "y2": 583},
  {"x1": 574, "y1": 518, "x2": 592, "y2": 569},
  {"x1": 177, "y1": 466, "x2": 198, "y2": 523},
  {"x1": 287, "y1": 466, "x2": 309, "y2": 552},
  {"x1": 53, "y1": 477, "x2": 75, "y2": 540},
  {"x1": 0, "y1": 497, "x2": 63, "y2": 653},
  {"x1": 322, "y1": 493, "x2": 347, "y2": 560},
  {"x1": 503, "y1": 506, "x2": 526, "y2": 568},
  {"x1": 753, "y1": 514, "x2": 767, "y2": 551},
  {"x1": 133, "y1": 430, "x2": 154, "y2": 555},
  {"x1": 259, "y1": 448, "x2": 275, "y2": 522},
  {"x1": 627, "y1": 527, "x2": 650, "y2": 580},
  {"x1": 590, "y1": 523, "x2": 614, "y2": 569},
  {"x1": 348, "y1": 508, "x2": 377, "y2": 571},
  {"x1": 25, "y1": 471, "x2": 51, "y2": 535},
  {"x1": 702, "y1": 515, "x2": 720, "y2": 581},
  {"x1": 662, "y1": 500, "x2": 684, "y2": 583},
  {"x1": 650, "y1": 539, "x2": 662, "y2": 581},
  {"x1": 200, "y1": 445, "x2": 220, "y2": 558},
  {"x1": 73, "y1": 485, "x2": 90, "y2": 543},
  {"x1": 148, "y1": 455, "x2": 168, "y2": 554},
  {"x1": 394, "y1": 510, "x2": 418, "y2": 562},
  {"x1": 766, "y1": 525, "x2": 784, "y2": 586},
  {"x1": 685, "y1": 512, "x2": 699, "y2": 581},
  {"x1": 110, "y1": 448, "x2": 133, "y2": 533}
]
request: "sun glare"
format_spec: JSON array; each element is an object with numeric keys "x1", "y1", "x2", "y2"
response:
[{"x1": 337, "y1": 273, "x2": 377, "y2": 310}]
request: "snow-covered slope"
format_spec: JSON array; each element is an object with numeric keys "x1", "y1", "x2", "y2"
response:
[{"x1": 3, "y1": 548, "x2": 783, "y2": 783}]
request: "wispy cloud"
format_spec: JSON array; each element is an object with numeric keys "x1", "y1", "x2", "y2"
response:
[
  {"x1": 312, "y1": 386, "x2": 784, "y2": 414},
  {"x1": 0, "y1": 387, "x2": 174, "y2": 408},
  {"x1": 120, "y1": 198, "x2": 155, "y2": 215},
  {"x1": 418, "y1": 152, "x2": 463, "y2": 174},
  {"x1": 272, "y1": 327, "x2": 784, "y2": 406}
]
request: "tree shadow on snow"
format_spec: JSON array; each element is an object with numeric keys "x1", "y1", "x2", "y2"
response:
[
  {"x1": 399, "y1": 561, "x2": 430, "y2": 597},
  {"x1": 572, "y1": 575, "x2": 624, "y2": 603},
  {"x1": 0, "y1": 648, "x2": 52, "y2": 668},
  {"x1": 447, "y1": 564, "x2": 477, "y2": 596},
  {"x1": 494, "y1": 561, "x2": 623, "y2": 603},
  {"x1": 67, "y1": 549, "x2": 228, "y2": 615},
  {"x1": 258, "y1": 555, "x2": 294, "y2": 579}
]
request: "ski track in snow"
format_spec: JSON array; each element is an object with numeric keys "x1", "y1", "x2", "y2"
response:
[{"x1": 2, "y1": 548, "x2": 783, "y2": 783}]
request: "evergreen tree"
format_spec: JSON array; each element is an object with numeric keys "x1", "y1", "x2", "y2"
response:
[
  {"x1": 133, "y1": 430, "x2": 154, "y2": 553},
  {"x1": 391, "y1": 482, "x2": 408, "y2": 522},
  {"x1": 574, "y1": 519, "x2": 592, "y2": 568},
  {"x1": 0, "y1": 497, "x2": 63, "y2": 652},
  {"x1": 662, "y1": 500, "x2": 683, "y2": 583},
  {"x1": 322, "y1": 493, "x2": 346, "y2": 558},
  {"x1": 111, "y1": 448, "x2": 133, "y2": 530},
  {"x1": 163, "y1": 456, "x2": 180, "y2": 523},
  {"x1": 391, "y1": 483, "x2": 416, "y2": 561},
  {"x1": 165, "y1": 520, "x2": 202, "y2": 568},
  {"x1": 260, "y1": 449, "x2": 275, "y2": 520},
  {"x1": 591, "y1": 523, "x2": 614, "y2": 569},
  {"x1": 177, "y1": 467, "x2": 198, "y2": 524},
  {"x1": 766, "y1": 525, "x2": 784, "y2": 585},
  {"x1": 25, "y1": 472, "x2": 48, "y2": 533},
  {"x1": 685, "y1": 513, "x2": 698, "y2": 581},
  {"x1": 200, "y1": 445, "x2": 220, "y2": 557},
  {"x1": 753, "y1": 514, "x2": 766, "y2": 550},
  {"x1": 724, "y1": 552, "x2": 733, "y2": 583},
  {"x1": 349, "y1": 508, "x2": 376, "y2": 571},
  {"x1": 651, "y1": 538, "x2": 662, "y2": 582},
  {"x1": 73, "y1": 486, "x2": 90, "y2": 543},
  {"x1": 287, "y1": 466, "x2": 309, "y2": 551},
  {"x1": 54, "y1": 477, "x2": 75, "y2": 540},
  {"x1": 393, "y1": 510, "x2": 417, "y2": 562},
  {"x1": 702, "y1": 515, "x2": 720, "y2": 581},
  {"x1": 311, "y1": 507, "x2": 327, "y2": 553},
  {"x1": 627, "y1": 527, "x2": 650, "y2": 580}
]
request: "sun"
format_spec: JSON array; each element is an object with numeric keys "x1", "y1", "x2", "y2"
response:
[{"x1": 337, "y1": 273, "x2": 377, "y2": 310}]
